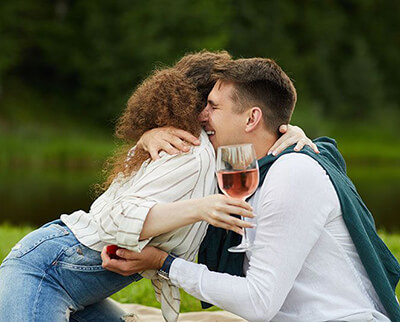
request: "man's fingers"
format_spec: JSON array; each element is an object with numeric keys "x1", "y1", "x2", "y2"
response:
[
  {"x1": 116, "y1": 248, "x2": 140, "y2": 260},
  {"x1": 148, "y1": 147, "x2": 160, "y2": 160},
  {"x1": 156, "y1": 141, "x2": 180, "y2": 156},
  {"x1": 171, "y1": 128, "x2": 200, "y2": 146},
  {"x1": 167, "y1": 135, "x2": 191, "y2": 152},
  {"x1": 105, "y1": 259, "x2": 134, "y2": 276},
  {"x1": 101, "y1": 246, "x2": 111, "y2": 264}
]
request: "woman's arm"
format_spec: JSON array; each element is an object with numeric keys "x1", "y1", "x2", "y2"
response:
[
  {"x1": 95, "y1": 150, "x2": 253, "y2": 252},
  {"x1": 140, "y1": 194, "x2": 254, "y2": 240}
]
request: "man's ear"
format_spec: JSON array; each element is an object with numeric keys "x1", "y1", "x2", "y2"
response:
[{"x1": 245, "y1": 107, "x2": 263, "y2": 133}]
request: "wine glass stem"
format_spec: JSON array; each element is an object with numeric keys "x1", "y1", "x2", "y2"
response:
[
  {"x1": 242, "y1": 217, "x2": 249, "y2": 246},
  {"x1": 241, "y1": 197, "x2": 251, "y2": 247}
]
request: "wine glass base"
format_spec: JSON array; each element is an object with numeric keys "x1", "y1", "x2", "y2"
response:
[
  {"x1": 228, "y1": 244, "x2": 262, "y2": 253},
  {"x1": 228, "y1": 244, "x2": 250, "y2": 253}
]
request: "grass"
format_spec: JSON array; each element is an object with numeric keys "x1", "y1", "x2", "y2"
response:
[{"x1": 1, "y1": 224, "x2": 399, "y2": 311}]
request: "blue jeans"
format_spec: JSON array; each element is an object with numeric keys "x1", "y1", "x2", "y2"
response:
[{"x1": 0, "y1": 220, "x2": 142, "y2": 321}]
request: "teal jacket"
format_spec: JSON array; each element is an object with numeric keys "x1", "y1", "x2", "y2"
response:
[{"x1": 198, "y1": 137, "x2": 400, "y2": 321}]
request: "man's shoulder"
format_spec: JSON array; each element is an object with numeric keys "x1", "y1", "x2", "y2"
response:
[
  {"x1": 262, "y1": 152, "x2": 332, "y2": 194},
  {"x1": 269, "y1": 153, "x2": 324, "y2": 176},
  {"x1": 257, "y1": 152, "x2": 340, "y2": 219}
]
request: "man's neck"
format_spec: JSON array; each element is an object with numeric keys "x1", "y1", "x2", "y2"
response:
[{"x1": 250, "y1": 130, "x2": 277, "y2": 159}]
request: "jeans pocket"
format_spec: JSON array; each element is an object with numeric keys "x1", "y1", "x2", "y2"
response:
[
  {"x1": 56, "y1": 244, "x2": 105, "y2": 272},
  {"x1": 5, "y1": 223, "x2": 69, "y2": 261}
]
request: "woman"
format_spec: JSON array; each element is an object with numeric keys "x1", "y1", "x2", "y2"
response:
[{"x1": 0, "y1": 51, "x2": 314, "y2": 322}]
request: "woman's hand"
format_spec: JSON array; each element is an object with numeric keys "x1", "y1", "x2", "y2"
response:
[
  {"x1": 268, "y1": 124, "x2": 319, "y2": 156},
  {"x1": 195, "y1": 194, "x2": 255, "y2": 235},
  {"x1": 137, "y1": 127, "x2": 200, "y2": 160}
]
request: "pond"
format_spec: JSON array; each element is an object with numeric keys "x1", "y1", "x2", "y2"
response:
[{"x1": 0, "y1": 164, "x2": 399, "y2": 232}]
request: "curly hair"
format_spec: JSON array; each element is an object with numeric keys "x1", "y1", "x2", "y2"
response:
[
  {"x1": 98, "y1": 50, "x2": 233, "y2": 192},
  {"x1": 100, "y1": 68, "x2": 202, "y2": 190}
]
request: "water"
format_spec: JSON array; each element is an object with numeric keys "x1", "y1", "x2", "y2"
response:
[
  {"x1": 0, "y1": 165, "x2": 399, "y2": 231},
  {"x1": 0, "y1": 168, "x2": 100, "y2": 226}
]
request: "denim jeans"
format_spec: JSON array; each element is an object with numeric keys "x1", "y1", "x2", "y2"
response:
[{"x1": 0, "y1": 219, "x2": 142, "y2": 322}]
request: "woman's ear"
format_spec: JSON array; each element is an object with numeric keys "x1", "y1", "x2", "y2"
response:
[{"x1": 245, "y1": 107, "x2": 263, "y2": 133}]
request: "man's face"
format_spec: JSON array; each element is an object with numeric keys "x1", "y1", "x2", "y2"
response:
[{"x1": 198, "y1": 80, "x2": 247, "y2": 150}]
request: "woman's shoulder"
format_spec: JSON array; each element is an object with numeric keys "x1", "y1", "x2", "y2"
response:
[{"x1": 189, "y1": 129, "x2": 215, "y2": 157}]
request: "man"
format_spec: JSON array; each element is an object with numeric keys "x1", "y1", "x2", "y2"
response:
[{"x1": 102, "y1": 58, "x2": 399, "y2": 321}]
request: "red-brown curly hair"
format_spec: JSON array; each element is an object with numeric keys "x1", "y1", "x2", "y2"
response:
[
  {"x1": 99, "y1": 51, "x2": 232, "y2": 192},
  {"x1": 100, "y1": 68, "x2": 202, "y2": 190}
]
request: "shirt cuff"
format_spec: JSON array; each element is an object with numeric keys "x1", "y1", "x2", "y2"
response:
[
  {"x1": 170, "y1": 258, "x2": 205, "y2": 295},
  {"x1": 116, "y1": 200, "x2": 156, "y2": 252}
]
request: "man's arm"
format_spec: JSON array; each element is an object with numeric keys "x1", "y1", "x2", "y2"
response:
[
  {"x1": 102, "y1": 154, "x2": 337, "y2": 320},
  {"x1": 167, "y1": 154, "x2": 337, "y2": 321},
  {"x1": 104, "y1": 154, "x2": 337, "y2": 320}
]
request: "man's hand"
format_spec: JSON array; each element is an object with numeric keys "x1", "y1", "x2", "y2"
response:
[
  {"x1": 101, "y1": 246, "x2": 168, "y2": 276},
  {"x1": 136, "y1": 127, "x2": 200, "y2": 160},
  {"x1": 268, "y1": 124, "x2": 319, "y2": 156}
]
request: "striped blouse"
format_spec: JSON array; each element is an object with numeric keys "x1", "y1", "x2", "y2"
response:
[{"x1": 60, "y1": 129, "x2": 216, "y2": 321}]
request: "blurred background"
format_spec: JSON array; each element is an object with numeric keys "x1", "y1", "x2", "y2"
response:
[{"x1": 1, "y1": 0, "x2": 399, "y2": 231}]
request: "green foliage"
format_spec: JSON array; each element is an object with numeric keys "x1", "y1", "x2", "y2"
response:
[{"x1": 1, "y1": 0, "x2": 399, "y2": 127}]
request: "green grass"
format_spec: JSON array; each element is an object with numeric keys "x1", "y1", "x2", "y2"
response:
[{"x1": 1, "y1": 224, "x2": 399, "y2": 311}]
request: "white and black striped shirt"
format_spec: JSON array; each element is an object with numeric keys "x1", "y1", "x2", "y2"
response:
[{"x1": 60, "y1": 129, "x2": 216, "y2": 321}]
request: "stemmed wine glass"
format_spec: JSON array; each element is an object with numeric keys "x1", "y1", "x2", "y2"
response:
[{"x1": 216, "y1": 144, "x2": 259, "y2": 253}]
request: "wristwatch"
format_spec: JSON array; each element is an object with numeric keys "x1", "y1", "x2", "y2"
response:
[{"x1": 157, "y1": 253, "x2": 177, "y2": 281}]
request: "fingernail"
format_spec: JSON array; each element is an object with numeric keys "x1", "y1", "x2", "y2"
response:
[
  {"x1": 116, "y1": 249, "x2": 123, "y2": 256},
  {"x1": 252, "y1": 213, "x2": 257, "y2": 217},
  {"x1": 267, "y1": 151, "x2": 272, "y2": 155},
  {"x1": 272, "y1": 151, "x2": 277, "y2": 156},
  {"x1": 294, "y1": 148, "x2": 299, "y2": 151},
  {"x1": 250, "y1": 224, "x2": 257, "y2": 228}
]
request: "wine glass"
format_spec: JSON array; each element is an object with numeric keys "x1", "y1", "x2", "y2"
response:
[{"x1": 216, "y1": 144, "x2": 259, "y2": 253}]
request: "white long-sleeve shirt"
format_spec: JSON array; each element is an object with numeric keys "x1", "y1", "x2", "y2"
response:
[{"x1": 170, "y1": 153, "x2": 390, "y2": 322}]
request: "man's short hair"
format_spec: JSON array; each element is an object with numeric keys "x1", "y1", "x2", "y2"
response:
[{"x1": 216, "y1": 58, "x2": 297, "y2": 134}]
